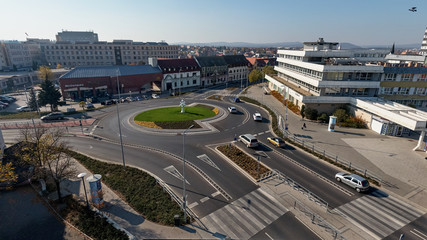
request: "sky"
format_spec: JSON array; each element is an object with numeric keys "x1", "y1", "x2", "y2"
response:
[{"x1": 1, "y1": 0, "x2": 427, "y2": 46}]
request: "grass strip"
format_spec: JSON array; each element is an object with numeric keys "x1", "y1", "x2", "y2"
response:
[{"x1": 65, "y1": 150, "x2": 185, "y2": 225}]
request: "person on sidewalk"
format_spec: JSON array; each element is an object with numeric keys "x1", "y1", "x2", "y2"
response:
[{"x1": 303, "y1": 123, "x2": 306, "y2": 129}]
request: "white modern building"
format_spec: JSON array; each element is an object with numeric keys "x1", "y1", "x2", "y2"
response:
[
  {"x1": 266, "y1": 38, "x2": 427, "y2": 149},
  {"x1": 379, "y1": 54, "x2": 427, "y2": 109},
  {"x1": 420, "y1": 26, "x2": 427, "y2": 56},
  {"x1": 270, "y1": 38, "x2": 389, "y2": 113}
]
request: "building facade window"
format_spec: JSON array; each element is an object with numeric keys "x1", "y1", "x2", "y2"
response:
[
  {"x1": 416, "y1": 87, "x2": 426, "y2": 95},
  {"x1": 382, "y1": 87, "x2": 393, "y2": 94},
  {"x1": 401, "y1": 73, "x2": 414, "y2": 81},
  {"x1": 398, "y1": 87, "x2": 410, "y2": 95},
  {"x1": 384, "y1": 73, "x2": 396, "y2": 81},
  {"x1": 417, "y1": 74, "x2": 427, "y2": 82}
]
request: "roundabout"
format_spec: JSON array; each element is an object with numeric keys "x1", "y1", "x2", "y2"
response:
[{"x1": 134, "y1": 104, "x2": 218, "y2": 129}]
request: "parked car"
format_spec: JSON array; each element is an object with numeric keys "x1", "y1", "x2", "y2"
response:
[
  {"x1": 85, "y1": 102, "x2": 95, "y2": 109},
  {"x1": 228, "y1": 106, "x2": 237, "y2": 113},
  {"x1": 41, "y1": 112, "x2": 65, "y2": 121},
  {"x1": 253, "y1": 113, "x2": 262, "y2": 121},
  {"x1": 335, "y1": 172, "x2": 370, "y2": 192},
  {"x1": 0, "y1": 101, "x2": 9, "y2": 107},
  {"x1": 0, "y1": 96, "x2": 13, "y2": 103},
  {"x1": 101, "y1": 99, "x2": 113, "y2": 105},
  {"x1": 17, "y1": 106, "x2": 31, "y2": 112},
  {"x1": 267, "y1": 137, "x2": 285, "y2": 147},
  {"x1": 152, "y1": 94, "x2": 160, "y2": 99}
]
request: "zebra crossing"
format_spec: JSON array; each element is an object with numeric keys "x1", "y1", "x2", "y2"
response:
[
  {"x1": 200, "y1": 188, "x2": 288, "y2": 239},
  {"x1": 335, "y1": 190, "x2": 425, "y2": 240}
]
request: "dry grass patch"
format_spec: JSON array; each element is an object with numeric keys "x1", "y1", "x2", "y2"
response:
[{"x1": 135, "y1": 120, "x2": 162, "y2": 129}]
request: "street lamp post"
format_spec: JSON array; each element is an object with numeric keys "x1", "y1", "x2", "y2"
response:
[
  {"x1": 116, "y1": 70, "x2": 126, "y2": 168},
  {"x1": 282, "y1": 86, "x2": 289, "y2": 136},
  {"x1": 182, "y1": 124, "x2": 194, "y2": 224},
  {"x1": 77, "y1": 172, "x2": 89, "y2": 208}
]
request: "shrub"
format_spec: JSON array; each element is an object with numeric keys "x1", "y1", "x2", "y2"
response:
[
  {"x1": 270, "y1": 90, "x2": 300, "y2": 115},
  {"x1": 304, "y1": 107, "x2": 318, "y2": 120},
  {"x1": 61, "y1": 196, "x2": 128, "y2": 240},
  {"x1": 333, "y1": 108, "x2": 348, "y2": 123},
  {"x1": 317, "y1": 113, "x2": 329, "y2": 123},
  {"x1": 64, "y1": 150, "x2": 185, "y2": 226},
  {"x1": 341, "y1": 116, "x2": 367, "y2": 128}
]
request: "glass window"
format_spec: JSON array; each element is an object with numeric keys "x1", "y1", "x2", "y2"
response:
[
  {"x1": 401, "y1": 73, "x2": 414, "y2": 81},
  {"x1": 384, "y1": 73, "x2": 396, "y2": 81}
]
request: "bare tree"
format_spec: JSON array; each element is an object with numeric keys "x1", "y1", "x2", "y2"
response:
[{"x1": 17, "y1": 127, "x2": 76, "y2": 202}]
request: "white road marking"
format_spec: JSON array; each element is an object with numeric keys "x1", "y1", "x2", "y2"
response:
[
  {"x1": 200, "y1": 196, "x2": 210, "y2": 203},
  {"x1": 211, "y1": 191, "x2": 221, "y2": 197},
  {"x1": 163, "y1": 165, "x2": 190, "y2": 185},
  {"x1": 258, "y1": 132, "x2": 264, "y2": 135},
  {"x1": 265, "y1": 232, "x2": 274, "y2": 240},
  {"x1": 411, "y1": 229, "x2": 427, "y2": 240},
  {"x1": 188, "y1": 202, "x2": 199, "y2": 209},
  {"x1": 89, "y1": 145, "x2": 93, "y2": 149},
  {"x1": 89, "y1": 124, "x2": 98, "y2": 135}
]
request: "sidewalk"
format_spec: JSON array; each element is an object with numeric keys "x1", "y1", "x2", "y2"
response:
[{"x1": 243, "y1": 84, "x2": 427, "y2": 208}]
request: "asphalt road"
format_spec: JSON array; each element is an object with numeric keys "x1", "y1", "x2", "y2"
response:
[
  {"x1": 3, "y1": 87, "x2": 425, "y2": 239},
  {"x1": 249, "y1": 211, "x2": 321, "y2": 240}
]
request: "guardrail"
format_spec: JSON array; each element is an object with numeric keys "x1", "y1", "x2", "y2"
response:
[
  {"x1": 262, "y1": 169, "x2": 330, "y2": 211},
  {"x1": 283, "y1": 192, "x2": 346, "y2": 240}
]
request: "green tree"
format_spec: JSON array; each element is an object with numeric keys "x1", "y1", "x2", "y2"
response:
[
  {"x1": 300, "y1": 105, "x2": 306, "y2": 119},
  {"x1": 28, "y1": 88, "x2": 38, "y2": 111},
  {"x1": 304, "y1": 107, "x2": 318, "y2": 120},
  {"x1": 38, "y1": 79, "x2": 61, "y2": 112},
  {"x1": 262, "y1": 65, "x2": 276, "y2": 76},
  {"x1": 249, "y1": 69, "x2": 263, "y2": 83},
  {"x1": 333, "y1": 108, "x2": 348, "y2": 123}
]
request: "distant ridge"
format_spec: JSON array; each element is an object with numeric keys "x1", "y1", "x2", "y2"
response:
[{"x1": 172, "y1": 41, "x2": 421, "y2": 50}]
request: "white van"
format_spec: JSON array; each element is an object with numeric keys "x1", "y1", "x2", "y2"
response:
[{"x1": 239, "y1": 134, "x2": 259, "y2": 148}]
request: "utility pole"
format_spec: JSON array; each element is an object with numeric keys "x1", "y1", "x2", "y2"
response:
[
  {"x1": 182, "y1": 125, "x2": 194, "y2": 224},
  {"x1": 116, "y1": 69, "x2": 126, "y2": 168}
]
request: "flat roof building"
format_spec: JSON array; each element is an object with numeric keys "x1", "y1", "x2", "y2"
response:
[{"x1": 59, "y1": 65, "x2": 162, "y2": 100}]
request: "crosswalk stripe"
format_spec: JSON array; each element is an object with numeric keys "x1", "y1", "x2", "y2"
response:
[
  {"x1": 347, "y1": 203, "x2": 394, "y2": 234},
  {"x1": 219, "y1": 207, "x2": 251, "y2": 239},
  {"x1": 209, "y1": 211, "x2": 239, "y2": 239},
  {"x1": 252, "y1": 190, "x2": 286, "y2": 215},
  {"x1": 224, "y1": 204, "x2": 260, "y2": 235},
  {"x1": 235, "y1": 198, "x2": 271, "y2": 226},
  {"x1": 246, "y1": 191, "x2": 281, "y2": 219},
  {"x1": 258, "y1": 188, "x2": 289, "y2": 213},
  {"x1": 203, "y1": 215, "x2": 226, "y2": 236},
  {"x1": 338, "y1": 205, "x2": 384, "y2": 239},
  {"x1": 367, "y1": 195, "x2": 423, "y2": 220},
  {"x1": 354, "y1": 200, "x2": 402, "y2": 230},
  {"x1": 345, "y1": 201, "x2": 395, "y2": 235},
  {"x1": 362, "y1": 197, "x2": 412, "y2": 224},
  {"x1": 376, "y1": 195, "x2": 424, "y2": 218}
]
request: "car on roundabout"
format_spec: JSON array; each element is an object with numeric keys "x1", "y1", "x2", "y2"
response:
[
  {"x1": 267, "y1": 137, "x2": 285, "y2": 147},
  {"x1": 335, "y1": 172, "x2": 370, "y2": 192},
  {"x1": 253, "y1": 112, "x2": 262, "y2": 121},
  {"x1": 233, "y1": 97, "x2": 240, "y2": 103},
  {"x1": 228, "y1": 106, "x2": 237, "y2": 113}
]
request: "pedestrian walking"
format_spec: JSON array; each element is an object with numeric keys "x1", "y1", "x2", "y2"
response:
[{"x1": 303, "y1": 123, "x2": 306, "y2": 129}]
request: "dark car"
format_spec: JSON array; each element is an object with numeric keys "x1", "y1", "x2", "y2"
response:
[
  {"x1": 233, "y1": 97, "x2": 241, "y2": 103},
  {"x1": 41, "y1": 112, "x2": 65, "y2": 121}
]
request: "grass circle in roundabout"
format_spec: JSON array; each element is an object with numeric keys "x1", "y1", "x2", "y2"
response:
[{"x1": 134, "y1": 105, "x2": 218, "y2": 129}]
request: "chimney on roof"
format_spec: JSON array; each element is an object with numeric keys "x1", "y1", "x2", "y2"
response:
[{"x1": 148, "y1": 57, "x2": 158, "y2": 67}]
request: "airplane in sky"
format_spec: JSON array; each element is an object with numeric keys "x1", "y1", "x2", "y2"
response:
[{"x1": 409, "y1": 7, "x2": 417, "y2": 12}]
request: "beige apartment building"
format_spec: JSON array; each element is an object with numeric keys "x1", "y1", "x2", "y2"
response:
[{"x1": 43, "y1": 40, "x2": 179, "y2": 68}]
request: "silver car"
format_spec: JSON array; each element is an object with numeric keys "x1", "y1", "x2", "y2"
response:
[{"x1": 335, "y1": 172, "x2": 370, "y2": 192}]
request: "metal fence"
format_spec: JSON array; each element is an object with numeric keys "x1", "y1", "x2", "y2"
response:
[
  {"x1": 259, "y1": 169, "x2": 330, "y2": 211},
  {"x1": 283, "y1": 192, "x2": 346, "y2": 240}
]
